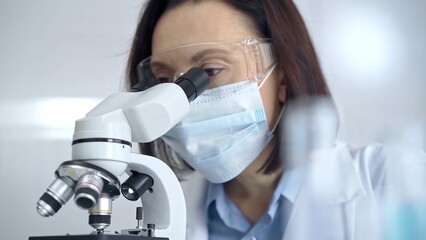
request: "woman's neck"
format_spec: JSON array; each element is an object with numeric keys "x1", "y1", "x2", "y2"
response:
[{"x1": 223, "y1": 139, "x2": 283, "y2": 224}]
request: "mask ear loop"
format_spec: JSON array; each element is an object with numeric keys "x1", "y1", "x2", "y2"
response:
[
  {"x1": 256, "y1": 62, "x2": 282, "y2": 132},
  {"x1": 258, "y1": 63, "x2": 277, "y2": 89},
  {"x1": 271, "y1": 104, "x2": 286, "y2": 133}
]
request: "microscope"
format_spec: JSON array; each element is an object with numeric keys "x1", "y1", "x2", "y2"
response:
[{"x1": 29, "y1": 68, "x2": 209, "y2": 240}]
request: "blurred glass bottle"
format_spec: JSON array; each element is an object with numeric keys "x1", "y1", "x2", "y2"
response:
[{"x1": 379, "y1": 123, "x2": 426, "y2": 240}]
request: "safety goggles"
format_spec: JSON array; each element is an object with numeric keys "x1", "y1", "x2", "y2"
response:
[{"x1": 136, "y1": 38, "x2": 276, "y2": 89}]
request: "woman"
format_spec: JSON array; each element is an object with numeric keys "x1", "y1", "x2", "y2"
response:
[{"x1": 126, "y1": 1, "x2": 425, "y2": 239}]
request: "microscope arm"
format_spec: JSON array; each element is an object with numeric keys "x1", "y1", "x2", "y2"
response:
[{"x1": 126, "y1": 153, "x2": 186, "y2": 239}]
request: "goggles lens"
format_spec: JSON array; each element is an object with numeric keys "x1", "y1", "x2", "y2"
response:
[{"x1": 136, "y1": 39, "x2": 275, "y2": 89}]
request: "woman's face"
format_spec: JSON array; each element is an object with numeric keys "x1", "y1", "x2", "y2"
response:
[{"x1": 152, "y1": 1, "x2": 286, "y2": 129}]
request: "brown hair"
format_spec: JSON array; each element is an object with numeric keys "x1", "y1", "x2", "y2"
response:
[{"x1": 126, "y1": 0, "x2": 330, "y2": 177}]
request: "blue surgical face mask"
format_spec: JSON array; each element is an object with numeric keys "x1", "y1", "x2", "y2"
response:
[{"x1": 161, "y1": 66, "x2": 281, "y2": 183}]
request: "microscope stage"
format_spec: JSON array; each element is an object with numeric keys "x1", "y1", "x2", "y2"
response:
[{"x1": 29, "y1": 235, "x2": 168, "y2": 240}]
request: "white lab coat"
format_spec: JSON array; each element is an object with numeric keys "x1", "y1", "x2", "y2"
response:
[{"x1": 179, "y1": 142, "x2": 426, "y2": 240}]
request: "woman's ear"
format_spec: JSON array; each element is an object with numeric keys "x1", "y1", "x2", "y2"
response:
[{"x1": 277, "y1": 70, "x2": 287, "y2": 103}]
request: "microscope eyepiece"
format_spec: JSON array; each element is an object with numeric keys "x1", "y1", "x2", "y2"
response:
[
  {"x1": 175, "y1": 67, "x2": 209, "y2": 102},
  {"x1": 37, "y1": 176, "x2": 75, "y2": 217}
]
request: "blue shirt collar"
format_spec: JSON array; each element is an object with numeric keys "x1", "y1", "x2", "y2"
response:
[{"x1": 205, "y1": 167, "x2": 303, "y2": 228}]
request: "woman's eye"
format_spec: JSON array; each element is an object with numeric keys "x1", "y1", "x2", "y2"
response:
[{"x1": 203, "y1": 68, "x2": 222, "y2": 77}]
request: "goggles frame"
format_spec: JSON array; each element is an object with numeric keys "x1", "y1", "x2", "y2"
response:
[{"x1": 136, "y1": 38, "x2": 276, "y2": 90}]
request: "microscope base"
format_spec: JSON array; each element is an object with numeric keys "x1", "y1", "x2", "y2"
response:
[{"x1": 29, "y1": 235, "x2": 168, "y2": 240}]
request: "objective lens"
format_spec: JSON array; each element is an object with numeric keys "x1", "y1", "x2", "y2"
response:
[
  {"x1": 88, "y1": 193, "x2": 112, "y2": 232},
  {"x1": 74, "y1": 173, "x2": 104, "y2": 209},
  {"x1": 37, "y1": 176, "x2": 75, "y2": 217}
]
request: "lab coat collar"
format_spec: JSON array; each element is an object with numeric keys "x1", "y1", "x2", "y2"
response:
[
  {"x1": 281, "y1": 165, "x2": 304, "y2": 203},
  {"x1": 282, "y1": 143, "x2": 367, "y2": 240},
  {"x1": 292, "y1": 142, "x2": 367, "y2": 205}
]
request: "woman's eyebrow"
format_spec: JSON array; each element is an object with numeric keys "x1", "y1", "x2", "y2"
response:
[
  {"x1": 190, "y1": 48, "x2": 233, "y2": 63},
  {"x1": 149, "y1": 48, "x2": 235, "y2": 69},
  {"x1": 149, "y1": 60, "x2": 172, "y2": 70}
]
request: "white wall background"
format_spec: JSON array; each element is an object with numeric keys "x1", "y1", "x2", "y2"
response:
[
  {"x1": 0, "y1": 0, "x2": 144, "y2": 238},
  {"x1": 296, "y1": 0, "x2": 426, "y2": 147},
  {"x1": 0, "y1": 0, "x2": 425, "y2": 239}
]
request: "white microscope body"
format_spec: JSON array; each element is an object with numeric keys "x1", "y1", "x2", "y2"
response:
[{"x1": 34, "y1": 68, "x2": 209, "y2": 240}]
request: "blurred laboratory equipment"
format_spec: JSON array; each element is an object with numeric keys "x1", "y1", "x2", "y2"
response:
[{"x1": 279, "y1": 96, "x2": 426, "y2": 240}]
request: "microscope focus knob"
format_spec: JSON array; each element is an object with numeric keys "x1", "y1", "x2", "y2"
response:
[
  {"x1": 136, "y1": 207, "x2": 143, "y2": 219},
  {"x1": 147, "y1": 223, "x2": 155, "y2": 237},
  {"x1": 136, "y1": 207, "x2": 143, "y2": 229}
]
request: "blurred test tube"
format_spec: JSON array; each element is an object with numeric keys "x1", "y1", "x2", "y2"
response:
[{"x1": 279, "y1": 96, "x2": 340, "y2": 239}]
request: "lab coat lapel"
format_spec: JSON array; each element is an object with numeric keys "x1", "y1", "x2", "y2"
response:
[
  {"x1": 180, "y1": 172, "x2": 209, "y2": 240},
  {"x1": 283, "y1": 143, "x2": 366, "y2": 240}
]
